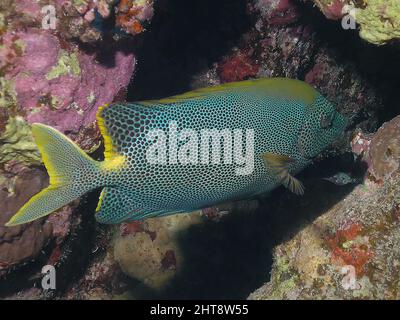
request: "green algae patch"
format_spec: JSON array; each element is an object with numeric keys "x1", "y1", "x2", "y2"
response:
[
  {"x1": 355, "y1": 0, "x2": 400, "y2": 45},
  {"x1": 269, "y1": 256, "x2": 299, "y2": 298},
  {"x1": 0, "y1": 116, "x2": 41, "y2": 166},
  {"x1": 0, "y1": 13, "x2": 5, "y2": 34},
  {"x1": 13, "y1": 39, "x2": 26, "y2": 55},
  {"x1": 0, "y1": 79, "x2": 41, "y2": 166},
  {"x1": 261, "y1": 255, "x2": 300, "y2": 300},
  {"x1": 0, "y1": 78, "x2": 18, "y2": 111},
  {"x1": 87, "y1": 91, "x2": 96, "y2": 104},
  {"x1": 73, "y1": 0, "x2": 88, "y2": 6},
  {"x1": 46, "y1": 50, "x2": 81, "y2": 80}
]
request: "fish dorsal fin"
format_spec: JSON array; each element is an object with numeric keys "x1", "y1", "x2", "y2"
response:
[
  {"x1": 96, "y1": 104, "x2": 126, "y2": 171},
  {"x1": 262, "y1": 152, "x2": 305, "y2": 195},
  {"x1": 138, "y1": 78, "x2": 317, "y2": 106}
]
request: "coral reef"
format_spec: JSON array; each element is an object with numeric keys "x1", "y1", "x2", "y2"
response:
[
  {"x1": 0, "y1": 0, "x2": 144, "y2": 284},
  {"x1": 365, "y1": 116, "x2": 400, "y2": 181},
  {"x1": 59, "y1": 0, "x2": 154, "y2": 43},
  {"x1": 1, "y1": 0, "x2": 400, "y2": 300},
  {"x1": 0, "y1": 168, "x2": 52, "y2": 274},
  {"x1": 355, "y1": 0, "x2": 400, "y2": 45},
  {"x1": 116, "y1": 0, "x2": 154, "y2": 36},
  {"x1": 4, "y1": 29, "x2": 135, "y2": 138},
  {"x1": 309, "y1": 0, "x2": 400, "y2": 45},
  {"x1": 249, "y1": 116, "x2": 400, "y2": 300},
  {"x1": 217, "y1": 50, "x2": 259, "y2": 83}
]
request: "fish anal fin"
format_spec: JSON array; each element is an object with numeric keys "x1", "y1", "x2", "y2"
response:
[
  {"x1": 96, "y1": 187, "x2": 181, "y2": 223},
  {"x1": 96, "y1": 187, "x2": 141, "y2": 224},
  {"x1": 262, "y1": 152, "x2": 305, "y2": 195}
]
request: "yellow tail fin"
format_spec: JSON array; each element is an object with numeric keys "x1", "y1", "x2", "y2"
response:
[{"x1": 5, "y1": 123, "x2": 100, "y2": 226}]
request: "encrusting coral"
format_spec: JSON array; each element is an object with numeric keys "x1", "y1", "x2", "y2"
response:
[
  {"x1": 114, "y1": 213, "x2": 204, "y2": 290},
  {"x1": 249, "y1": 116, "x2": 400, "y2": 300},
  {"x1": 309, "y1": 0, "x2": 400, "y2": 45}
]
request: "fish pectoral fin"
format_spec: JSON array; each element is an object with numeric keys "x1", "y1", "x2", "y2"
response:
[
  {"x1": 276, "y1": 170, "x2": 305, "y2": 196},
  {"x1": 262, "y1": 152, "x2": 305, "y2": 196}
]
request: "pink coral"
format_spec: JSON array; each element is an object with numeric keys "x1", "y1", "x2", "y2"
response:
[
  {"x1": 254, "y1": 0, "x2": 299, "y2": 25},
  {"x1": 316, "y1": 0, "x2": 346, "y2": 20},
  {"x1": 14, "y1": 0, "x2": 41, "y2": 19},
  {"x1": 5, "y1": 29, "x2": 135, "y2": 134}
]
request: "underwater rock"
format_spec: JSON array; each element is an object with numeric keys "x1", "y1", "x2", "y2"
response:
[
  {"x1": 248, "y1": 116, "x2": 400, "y2": 300},
  {"x1": 2, "y1": 288, "x2": 44, "y2": 300},
  {"x1": 113, "y1": 213, "x2": 204, "y2": 290},
  {"x1": 304, "y1": 47, "x2": 383, "y2": 136},
  {"x1": 0, "y1": 2, "x2": 138, "y2": 163},
  {"x1": 254, "y1": 0, "x2": 300, "y2": 26},
  {"x1": 309, "y1": 0, "x2": 400, "y2": 45},
  {"x1": 361, "y1": 115, "x2": 400, "y2": 182},
  {"x1": 64, "y1": 248, "x2": 125, "y2": 300},
  {"x1": 0, "y1": 168, "x2": 52, "y2": 275},
  {"x1": 0, "y1": 163, "x2": 82, "y2": 279}
]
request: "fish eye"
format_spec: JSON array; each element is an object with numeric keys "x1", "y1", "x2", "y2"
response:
[{"x1": 320, "y1": 112, "x2": 334, "y2": 129}]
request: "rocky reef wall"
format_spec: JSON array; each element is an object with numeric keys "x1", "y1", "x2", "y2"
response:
[{"x1": 1, "y1": 0, "x2": 400, "y2": 299}]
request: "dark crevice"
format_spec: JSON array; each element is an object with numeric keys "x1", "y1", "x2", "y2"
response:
[{"x1": 126, "y1": 0, "x2": 252, "y2": 101}]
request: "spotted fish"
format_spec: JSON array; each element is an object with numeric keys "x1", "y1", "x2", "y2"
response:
[{"x1": 6, "y1": 78, "x2": 346, "y2": 226}]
